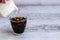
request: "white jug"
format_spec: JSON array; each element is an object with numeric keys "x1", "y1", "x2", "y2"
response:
[{"x1": 0, "y1": 0, "x2": 18, "y2": 17}]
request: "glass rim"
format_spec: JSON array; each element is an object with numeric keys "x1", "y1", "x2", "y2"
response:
[
  {"x1": 10, "y1": 16, "x2": 27, "y2": 22},
  {"x1": 9, "y1": 16, "x2": 27, "y2": 19}
]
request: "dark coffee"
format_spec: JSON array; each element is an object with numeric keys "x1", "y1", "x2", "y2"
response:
[
  {"x1": 10, "y1": 17, "x2": 27, "y2": 34},
  {"x1": 0, "y1": 0, "x2": 2, "y2": 3}
]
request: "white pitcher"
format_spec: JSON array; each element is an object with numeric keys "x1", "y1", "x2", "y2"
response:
[{"x1": 0, "y1": 0, "x2": 18, "y2": 17}]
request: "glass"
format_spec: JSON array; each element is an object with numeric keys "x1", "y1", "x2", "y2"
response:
[{"x1": 10, "y1": 9, "x2": 27, "y2": 34}]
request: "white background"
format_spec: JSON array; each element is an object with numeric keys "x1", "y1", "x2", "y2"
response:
[{"x1": 14, "y1": 0, "x2": 60, "y2": 5}]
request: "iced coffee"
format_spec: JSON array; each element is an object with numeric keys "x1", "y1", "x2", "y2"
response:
[{"x1": 10, "y1": 17, "x2": 27, "y2": 34}]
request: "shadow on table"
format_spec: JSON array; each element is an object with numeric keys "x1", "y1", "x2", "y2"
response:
[{"x1": 0, "y1": 24, "x2": 22, "y2": 36}]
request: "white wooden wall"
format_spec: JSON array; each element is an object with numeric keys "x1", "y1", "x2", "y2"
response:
[{"x1": 14, "y1": 0, "x2": 60, "y2": 5}]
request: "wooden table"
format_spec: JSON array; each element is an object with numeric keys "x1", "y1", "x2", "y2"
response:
[
  {"x1": 0, "y1": 6, "x2": 60, "y2": 40},
  {"x1": 0, "y1": 18, "x2": 60, "y2": 40}
]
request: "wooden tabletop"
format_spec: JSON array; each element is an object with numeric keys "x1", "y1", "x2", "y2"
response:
[{"x1": 0, "y1": 6, "x2": 60, "y2": 40}]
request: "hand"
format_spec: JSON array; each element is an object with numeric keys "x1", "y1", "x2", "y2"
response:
[{"x1": 0, "y1": 0, "x2": 8, "y2": 3}]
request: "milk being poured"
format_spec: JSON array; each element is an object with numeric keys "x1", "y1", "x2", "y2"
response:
[{"x1": 0, "y1": 0, "x2": 18, "y2": 17}]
